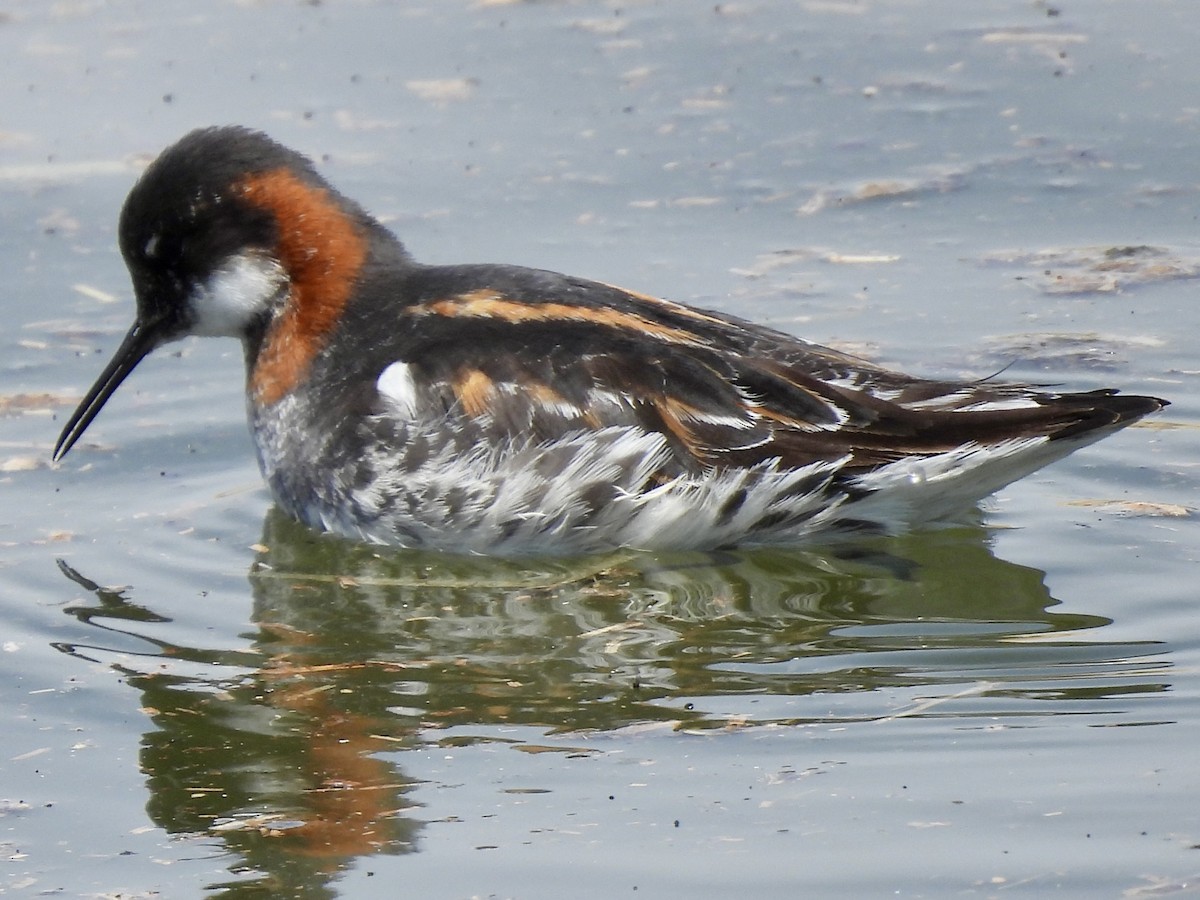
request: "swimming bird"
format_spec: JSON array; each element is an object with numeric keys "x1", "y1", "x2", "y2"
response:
[{"x1": 53, "y1": 126, "x2": 1167, "y2": 554}]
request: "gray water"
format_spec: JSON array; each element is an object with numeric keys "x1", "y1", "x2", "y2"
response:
[{"x1": 2, "y1": 2, "x2": 1198, "y2": 897}]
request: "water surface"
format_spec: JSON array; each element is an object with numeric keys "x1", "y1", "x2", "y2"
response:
[{"x1": 2, "y1": 1, "x2": 1198, "y2": 897}]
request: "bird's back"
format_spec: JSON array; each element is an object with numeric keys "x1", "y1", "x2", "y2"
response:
[{"x1": 246, "y1": 260, "x2": 1165, "y2": 554}]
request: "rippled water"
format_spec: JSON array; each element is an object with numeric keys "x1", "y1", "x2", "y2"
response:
[{"x1": 3, "y1": 1, "x2": 1199, "y2": 897}]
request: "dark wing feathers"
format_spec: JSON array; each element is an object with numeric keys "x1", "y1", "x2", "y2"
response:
[{"x1": 373, "y1": 264, "x2": 1163, "y2": 475}]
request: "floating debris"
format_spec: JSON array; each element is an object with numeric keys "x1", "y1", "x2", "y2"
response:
[
  {"x1": 799, "y1": 165, "x2": 968, "y2": 215},
  {"x1": 978, "y1": 331, "x2": 1165, "y2": 370},
  {"x1": 0, "y1": 456, "x2": 42, "y2": 473},
  {"x1": 980, "y1": 245, "x2": 1200, "y2": 294},
  {"x1": 71, "y1": 283, "x2": 118, "y2": 304},
  {"x1": 404, "y1": 78, "x2": 478, "y2": 105},
  {"x1": 731, "y1": 247, "x2": 899, "y2": 279},
  {"x1": 980, "y1": 29, "x2": 1088, "y2": 44},
  {"x1": 1065, "y1": 500, "x2": 1192, "y2": 518},
  {"x1": 0, "y1": 393, "x2": 65, "y2": 416},
  {"x1": 0, "y1": 160, "x2": 133, "y2": 184}
]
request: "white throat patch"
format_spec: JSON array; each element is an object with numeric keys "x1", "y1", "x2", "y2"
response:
[{"x1": 190, "y1": 251, "x2": 287, "y2": 337}]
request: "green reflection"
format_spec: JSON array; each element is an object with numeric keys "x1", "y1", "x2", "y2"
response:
[{"x1": 54, "y1": 510, "x2": 1168, "y2": 897}]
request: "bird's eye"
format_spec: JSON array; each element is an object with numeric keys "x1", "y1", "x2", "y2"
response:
[{"x1": 143, "y1": 231, "x2": 184, "y2": 265}]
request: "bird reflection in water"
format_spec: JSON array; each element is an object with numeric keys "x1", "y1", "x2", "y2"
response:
[{"x1": 52, "y1": 510, "x2": 1165, "y2": 895}]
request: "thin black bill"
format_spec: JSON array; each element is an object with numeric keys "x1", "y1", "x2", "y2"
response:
[{"x1": 53, "y1": 319, "x2": 163, "y2": 460}]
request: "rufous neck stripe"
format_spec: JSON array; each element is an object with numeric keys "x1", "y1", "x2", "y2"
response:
[{"x1": 239, "y1": 168, "x2": 367, "y2": 406}]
